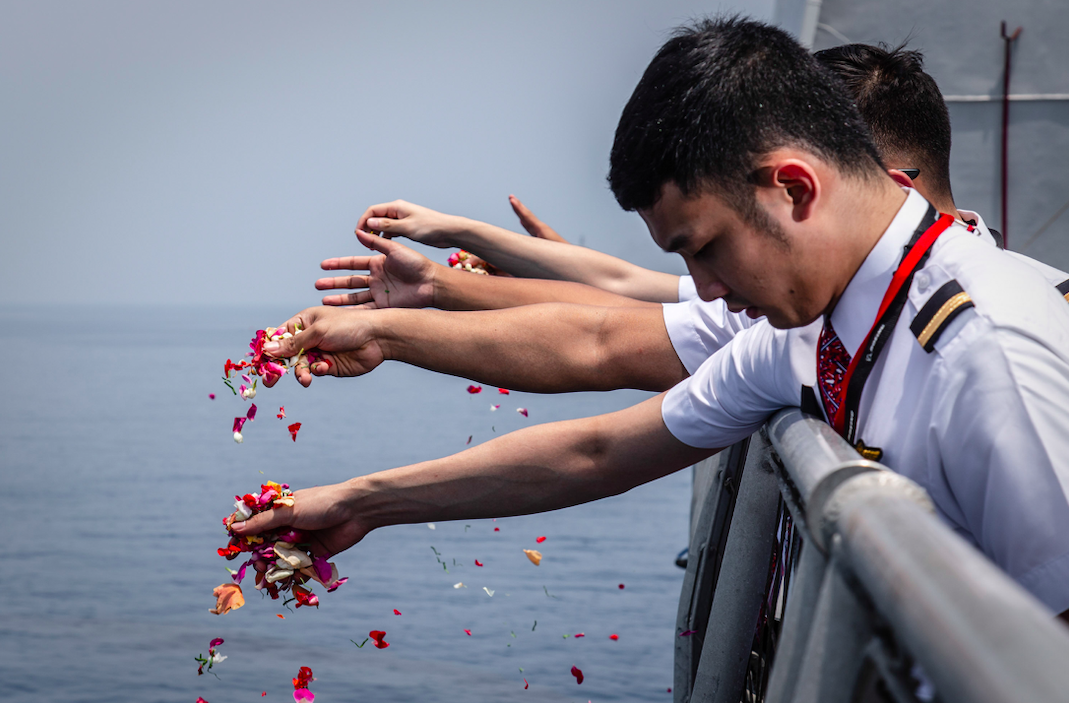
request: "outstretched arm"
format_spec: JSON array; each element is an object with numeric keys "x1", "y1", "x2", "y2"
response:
[
  {"x1": 260, "y1": 304, "x2": 687, "y2": 393},
  {"x1": 316, "y1": 230, "x2": 657, "y2": 311},
  {"x1": 509, "y1": 194, "x2": 568, "y2": 243},
  {"x1": 356, "y1": 200, "x2": 682, "y2": 303},
  {"x1": 230, "y1": 393, "x2": 716, "y2": 557}
]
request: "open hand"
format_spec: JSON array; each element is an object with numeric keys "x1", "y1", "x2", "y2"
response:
[
  {"x1": 317, "y1": 230, "x2": 438, "y2": 309},
  {"x1": 260, "y1": 307, "x2": 387, "y2": 388},
  {"x1": 230, "y1": 481, "x2": 370, "y2": 559},
  {"x1": 356, "y1": 200, "x2": 465, "y2": 248}
]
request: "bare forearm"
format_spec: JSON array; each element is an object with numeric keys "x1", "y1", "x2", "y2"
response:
[
  {"x1": 376, "y1": 304, "x2": 687, "y2": 392},
  {"x1": 452, "y1": 218, "x2": 681, "y2": 302},
  {"x1": 434, "y1": 266, "x2": 657, "y2": 310},
  {"x1": 346, "y1": 395, "x2": 715, "y2": 528}
]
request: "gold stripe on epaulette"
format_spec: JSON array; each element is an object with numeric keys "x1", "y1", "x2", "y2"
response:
[{"x1": 916, "y1": 292, "x2": 972, "y2": 349}]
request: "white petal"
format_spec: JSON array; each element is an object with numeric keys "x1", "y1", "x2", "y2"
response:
[
  {"x1": 233, "y1": 432, "x2": 244, "y2": 443},
  {"x1": 453, "y1": 582, "x2": 466, "y2": 589},
  {"x1": 427, "y1": 523, "x2": 436, "y2": 530},
  {"x1": 483, "y1": 587, "x2": 495, "y2": 597}
]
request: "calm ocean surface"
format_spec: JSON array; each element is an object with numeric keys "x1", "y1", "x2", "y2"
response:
[{"x1": 0, "y1": 305, "x2": 690, "y2": 703}]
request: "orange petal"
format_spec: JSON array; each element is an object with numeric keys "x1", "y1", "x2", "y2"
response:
[
  {"x1": 523, "y1": 549, "x2": 543, "y2": 566},
  {"x1": 209, "y1": 582, "x2": 245, "y2": 615}
]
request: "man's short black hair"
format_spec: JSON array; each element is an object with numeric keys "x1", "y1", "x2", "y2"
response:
[
  {"x1": 608, "y1": 16, "x2": 884, "y2": 219},
  {"x1": 814, "y1": 43, "x2": 954, "y2": 202}
]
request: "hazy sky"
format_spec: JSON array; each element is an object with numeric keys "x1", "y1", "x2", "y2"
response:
[{"x1": 0, "y1": 1, "x2": 772, "y2": 306}]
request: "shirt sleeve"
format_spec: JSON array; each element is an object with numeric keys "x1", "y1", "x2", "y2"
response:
[
  {"x1": 662, "y1": 321, "x2": 819, "y2": 449},
  {"x1": 678, "y1": 275, "x2": 698, "y2": 302},
  {"x1": 662, "y1": 298, "x2": 762, "y2": 375},
  {"x1": 932, "y1": 320, "x2": 1069, "y2": 614}
]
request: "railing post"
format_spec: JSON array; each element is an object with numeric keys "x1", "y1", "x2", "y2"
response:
[
  {"x1": 689, "y1": 431, "x2": 780, "y2": 703},
  {"x1": 764, "y1": 539, "x2": 827, "y2": 703}
]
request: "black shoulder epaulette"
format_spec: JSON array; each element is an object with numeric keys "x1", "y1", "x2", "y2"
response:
[
  {"x1": 910, "y1": 279, "x2": 975, "y2": 352},
  {"x1": 1057, "y1": 278, "x2": 1069, "y2": 302}
]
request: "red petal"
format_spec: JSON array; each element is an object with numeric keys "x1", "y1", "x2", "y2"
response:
[
  {"x1": 288, "y1": 422, "x2": 302, "y2": 441},
  {"x1": 498, "y1": 388, "x2": 510, "y2": 395},
  {"x1": 393, "y1": 609, "x2": 401, "y2": 615},
  {"x1": 524, "y1": 678, "x2": 528, "y2": 689},
  {"x1": 609, "y1": 634, "x2": 619, "y2": 640},
  {"x1": 474, "y1": 560, "x2": 483, "y2": 567},
  {"x1": 466, "y1": 385, "x2": 482, "y2": 394},
  {"x1": 574, "y1": 633, "x2": 585, "y2": 638},
  {"x1": 536, "y1": 536, "x2": 546, "y2": 543},
  {"x1": 618, "y1": 583, "x2": 625, "y2": 589},
  {"x1": 493, "y1": 527, "x2": 500, "y2": 532},
  {"x1": 464, "y1": 629, "x2": 472, "y2": 636},
  {"x1": 570, "y1": 666, "x2": 584, "y2": 684}
]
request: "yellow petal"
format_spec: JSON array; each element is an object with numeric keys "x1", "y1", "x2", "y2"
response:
[{"x1": 523, "y1": 549, "x2": 543, "y2": 566}]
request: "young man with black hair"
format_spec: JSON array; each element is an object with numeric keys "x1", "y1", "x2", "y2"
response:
[{"x1": 236, "y1": 18, "x2": 1069, "y2": 619}]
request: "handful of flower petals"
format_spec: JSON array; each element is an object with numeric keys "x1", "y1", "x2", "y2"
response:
[
  {"x1": 217, "y1": 481, "x2": 348, "y2": 608},
  {"x1": 223, "y1": 326, "x2": 319, "y2": 443}
]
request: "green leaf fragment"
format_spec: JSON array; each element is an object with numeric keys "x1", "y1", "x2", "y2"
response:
[{"x1": 351, "y1": 638, "x2": 369, "y2": 648}]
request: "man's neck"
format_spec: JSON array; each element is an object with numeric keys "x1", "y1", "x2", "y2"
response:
[{"x1": 822, "y1": 177, "x2": 909, "y2": 317}]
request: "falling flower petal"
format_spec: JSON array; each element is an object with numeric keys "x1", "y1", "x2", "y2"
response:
[
  {"x1": 494, "y1": 527, "x2": 500, "y2": 532},
  {"x1": 498, "y1": 388, "x2": 510, "y2": 395},
  {"x1": 312, "y1": 557, "x2": 332, "y2": 584},
  {"x1": 369, "y1": 630, "x2": 389, "y2": 649},
  {"x1": 474, "y1": 560, "x2": 483, "y2": 567},
  {"x1": 464, "y1": 629, "x2": 472, "y2": 636},
  {"x1": 536, "y1": 536, "x2": 546, "y2": 543},
  {"x1": 277, "y1": 406, "x2": 286, "y2": 419},
  {"x1": 517, "y1": 408, "x2": 528, "y2": 417},
  {"x1": 197, "y1": 698, "x2": 210, "y2": 703},
  {"x1": 609, "y1": 634, "x2": 619, "y2": 640},
  {"x1": 247, "y1": 404, "x2": 257, "y2": 421},
  {"x1": 466, "y1": 385, "x2": 482, "y2": 394},
  {"x1": 209, "y1": 393, "x2": 216, "y2": 400},
  {"x1": 524, "y1": 678, "x2": 528, "y2": 689},
  {"x1": 293, "y1": 690, "x2": 314, "y2": 703},
  {"x1": 288, "y1": 422, "x2": 302, "y2": 441},
  {"x1": 428, "y1": 523, "x2": 436, "y2": 530},
  {"x1": 466, "y1": 435, "x2": 472, "y2": 445},
  {"x1": 618, "y1": 583, "x2": 625, "y2": 589},
  {"x1": 571, "y1": 666, "x2": 584, "y2": 684},
  {"x1": 292, "y1": 666, "x2": 314, "y2": 689},
  {"x1": 523, "y1": 549, "x2": 543, "y2": 566},
  {"x1": 483, "y1": 587, "x2": 495, "y2": 597},
  {"x1": 679, "y1": 630, "x2": 697, "y2": 637},
  {"x1": 453, "y1": 582, "x2": 466, "y2": 589},
  {"x1": 393, "y1": 609, "x2": 402, "y2": 615},
  {"x1": 210, "y1": 583, "x2": 245, "y2": 615},
  {"x1": 277, "y1": 614, "x2": 285, "y2": 619},
  {"x1": 574, "y1": 633, "x2": 585, "y2": 638},
  {"x1": 233, "y1": 417, "x2": 247, "y2": 433},
  {"x1": 210, "y1": 637, "x2": 225, "y2": 648},
  {"x1": 242, "y1": 374, "x2": 252, "y2": 384},
  {"x1": 490, "y1": 404, "x2": 500, "y2": 411},
  {"x1": 233, "y1": 432, "x2": 243, "y2": 443}
]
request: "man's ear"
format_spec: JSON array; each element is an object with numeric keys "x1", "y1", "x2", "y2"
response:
[
  {"x1": 886, "y1": 168, "x2": 915, "y2": 189},
  {"x1": 765, "y1": 160, "x2": 819, "y2": 222}
]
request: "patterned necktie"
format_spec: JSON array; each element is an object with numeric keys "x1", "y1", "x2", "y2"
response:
[{"x1": 817, "y1": 319, "x2": 852, "y2": 424}]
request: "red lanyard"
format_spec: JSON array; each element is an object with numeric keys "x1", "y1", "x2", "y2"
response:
[{"x1": 832, "y1": 205, "x2": 955, "y2": 442}]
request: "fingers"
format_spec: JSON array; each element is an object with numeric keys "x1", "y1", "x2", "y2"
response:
[
  {"x1": 356, "y1": 200, "x2": 411, "y2": 234},
  {"x1": 355, "y1": 228, "x2": 394, "y2": 253},
  {"x1": 320, "y1": 256, "x2": 374, "y2": 272},
  {"x1": 509, "y1": 194, "x2": 567, "y2": 243},
  {"x1": 263, "y1": 317, "x2": 324, "y2": 359},
  {"x1": 230, "y1": 505, "x2": 292, "y2": 536},
  {"x1": 321, "y1": 291, "x2": 373, "y2": 306},
  {"x1": 315, "y1": 274, "x2": 370, "y2": 291}
]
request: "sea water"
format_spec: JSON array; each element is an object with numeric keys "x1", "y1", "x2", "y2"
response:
[{"x1": 0, "y1": 305, "x2": 689, "y2": 702}]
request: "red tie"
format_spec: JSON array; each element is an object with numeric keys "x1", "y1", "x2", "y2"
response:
[{"x1": 817, "y1": 319, "x2": 851, "y2": 424}]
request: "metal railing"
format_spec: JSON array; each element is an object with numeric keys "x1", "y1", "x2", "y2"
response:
[{"x1": 674, "y1": 408, "x2": 1069, "y2": 703}]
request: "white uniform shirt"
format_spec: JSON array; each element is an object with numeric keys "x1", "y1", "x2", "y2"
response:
[{"x1": 662, "y1": 189, "x2": 1069, "y2": 613}]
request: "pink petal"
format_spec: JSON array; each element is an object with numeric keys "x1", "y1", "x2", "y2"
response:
[
  {"x1": 210, "y1": 637, "x2": 224, "y2": 648},
  {"x1": 293, "y1": 689, "x2": 315, "y2": 703},
  {"x1": 312, "y1": 557, "x2": 332, "y2": 583},
  {"x1": 517, "y1": 408, "x2": 528, "y2": 417},
  {"x1": 326, "y1": 577, "x2": 348, "y2": 593},
  {"x1": 246, "y1": 404, "x2": 257, "y2": 421},
  {"x1": 242, "y1": 374, "x2": 252, "y2": 384},
  {"x1": 464, "y1": 629, "x2": 472, "y2": 636},
  {"x1": 233, "y1": 417, "x2": 247, "y2": 433},
  {"x1": 209, "y1": 393, "x2": 216, "y2": 400}
]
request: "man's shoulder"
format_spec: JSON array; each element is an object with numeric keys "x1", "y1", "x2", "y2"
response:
[{"x1": 911, "y1": 226, "x2": 1069, "y2": 354}]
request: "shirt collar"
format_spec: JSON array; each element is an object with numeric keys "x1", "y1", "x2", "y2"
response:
[
  {"x1": 956, "y1": 208, "x2": 998, "y2": 246},
  {"x1": 830, "y1": 188, "x2": 931, "y2": 357}
]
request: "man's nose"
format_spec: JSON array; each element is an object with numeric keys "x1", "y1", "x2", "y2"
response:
[{"x1": 693, "y1": 273, "x2": 730, "y2": 302}]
